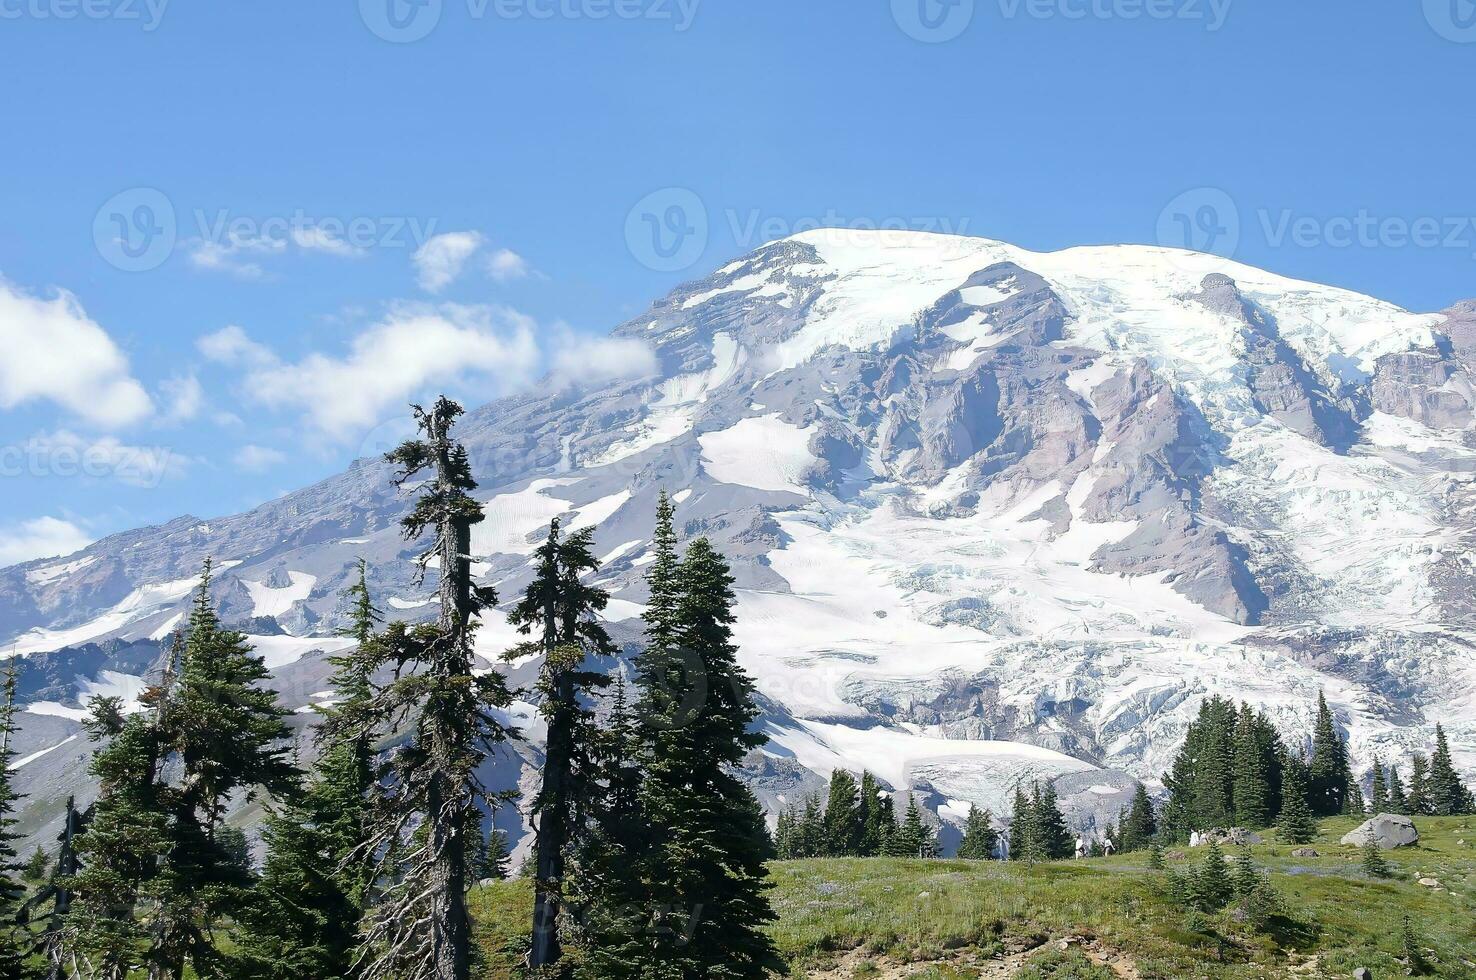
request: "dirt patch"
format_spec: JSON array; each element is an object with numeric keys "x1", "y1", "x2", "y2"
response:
[{"x1": 804, "y1": 935, "x2": 1140, "y2": 979}]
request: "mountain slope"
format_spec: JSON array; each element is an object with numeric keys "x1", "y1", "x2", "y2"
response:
[{"x1": 5, "y1": 229, "x2": 1474, "y2": 849}]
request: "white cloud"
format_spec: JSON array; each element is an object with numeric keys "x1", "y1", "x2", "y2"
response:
[
  {"x1": 413, "y1": 231, "x2": 484, "y2": 293},
  {"x1": 159, "y1": 373, "x2": 204, "y2": 425},
  {"x1": 233, "y1": 444, "x2": 287, "y2": 472},
  {"x1": 198, "y1": 325, "x2": 277, "y2": 368},
  {"x1": 487, "y1": 248, "x2": 531, "y2": 282},
  {"x1": 9, "y1": 430, "x2": 189, "y2": 488},
  {"x1": 229, "y1": 305, "x2": 541, "y2": 441},
  {"x1": 0, "y1": 517, "x2": 91, "y2": 568},
  {"x1": 292, "y1": 227, "x2": 366, "y2": 258},
  {"x1": 185, "y1": 236, "x2": 284, "y2": 280},
  {"x1": 0, "y1": 280, "x2": 153, "y2": 429},
  {"x1": 551, "y1": 335, "x2": 658, "y2": 387}
]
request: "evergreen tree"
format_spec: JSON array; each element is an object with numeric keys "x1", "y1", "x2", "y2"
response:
[
  {"x1": 629, "y1": 536, "x2": 782, "y2": 978},
  {"x1": 1232, "y1": 847, "x2": 1258, "y2": 897},
  {"x1": 1275, "y1": 761, "x2": 1317, "y2": 845},
  {"x1": 796, "y1": 796, "x2": 826, "y2": 859},
  {"x1": 510, "y1": 518, "x2": 615, "y2": 970},
  {"x1": 1147, "y1": 840, "x2": 1165, "y2": 871},
  {"x1": 1188, "y1": 840, "x2": 1233, "y2": 913},
  {"x1": 1361, "y1": 837, "x2": 1391, "y2": 878},
  {"x1": 1427, "y1": 724, "x2": 1475, "y2": 816},
  {"x1": 1007, "y1": 786, "x2": 1036, "y2": 862},
  {"x1": 889, "y1": 795, "x2": 933, "y2": 858},
  {"x1": 1370, "y1": 761, "x2": 1389, "y2": 814},
  {"x1": 1407, "y1": 754, "x2": 1430, "y2": 816},
  {"x1": 873, "y1": 792, "x2": 898, "y2": 854},
  {"x1": 1307, "y1": 691, "x2": 1349, "y2": 817},
  {"x1": 66, "y1": 673, "x2": 176, "y2": 979},
  {"x1": 773, "y1": 808, "x2": 796, "y2": 861},
  {"x1": 354, "y1": 399, "x2": 517, "y2": 980},
  {"x1": 145, "y1": 561, "x2": 298, "y2": 979},
  {"x1": 1387, "y1": 764, "x2": 1409, "y2": 814},
  {"x1": 1032, "y1": 783, "x2": 1073, "y2": 860},
  {"x1": 1231, "y1": 704, "x2": 1271, "y2": 828},
  {"x1": 1401, "y1": 915, "x2": 1430, "y2": 975},
  {"x1": 857, "y1": 772, "x2": 886, "y2": 857},
  {"x1": 1118, "y1": 784, "x2": 1157, "y2": 853},
  {"x1": 956, "y1": 807, "x2": 998, "y2": 860},
  {"x1": 234, "y1": 564, "x2": 383, "y2": 979},
  {"x1": 822, "y1": 770, "x2": 861, "y2": 857},
  {"x1": 0, "y1": 663, "x2": 30, "y2": 978},
  {"x1": 23, "y1": 847, "x2": 49, "y2": 883},
  {"x1": 1343, "y1": 771, "x2": 1366, "y2": 816}
]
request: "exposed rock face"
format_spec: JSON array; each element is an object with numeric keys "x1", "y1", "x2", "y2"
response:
[
  {"x1": 1341, "y1": 813, "x2": 1420, "y2": 850},
  {"x1": 3, "y1": 230, "x2": 1475, "y2": 854}
]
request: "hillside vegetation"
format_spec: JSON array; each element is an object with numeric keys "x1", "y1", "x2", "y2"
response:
[{"x1": 472, "y1": 816, "x2": 1476, "y2": 979}]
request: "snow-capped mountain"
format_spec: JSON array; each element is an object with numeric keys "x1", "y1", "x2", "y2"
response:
[{"x1": 5, "y1": 229, "x2": 1475, "y2": 850}]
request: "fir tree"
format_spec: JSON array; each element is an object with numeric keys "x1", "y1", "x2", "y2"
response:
[
  {"x1": 0, "y1": 663, "x2": 30, "y2": 978},
  {"x1": 956, "y1": 807, "x2": 998, "y2": 860},
  {"x1": 796, "y1": 796, "x2": 826, "y2": 859},
  {"x1": 822, "y1": 770, "x2": 861, "y2": 857},
  {"x1": 1147, "y1": 840, "x2": 1165, "y2": 871},
  {"x1": 1032, "y1": 782, "x2": 1073, "y2": 860},
  {"x1": 1232, "y1": 704, "x2": 1271, "y2": 828},
  {"x1": 235, "y1": 564, "x2": 383, "y2": 979},
  {"x1": 1427, "y1": 724, "x2": 1475, "y2": 816},
  {"x1": 147, "y1": 561, "x2": 298, "y2": 979},
  {"x1": 1232, "y1": 846, "x2": 1259, "y2": 897},
  {"x1": 1407, "y1": 754, "x2": 1430, "y2": 816},
  {"x1": 510, "y1": 518, "x2": 614, "y2": 970},
  {"x1": 1401, "y1": 915, "x2": 1430, "y2": 975},
  {"x1": 1369, "y1": 761, "x2": 1389, "y2": 814},
  {"x1": 354, "y1": 398, "x2": 518, "y2": 980},
  {"x1": 1387, "y1": 764, "x2": 1409, "y2": 814},
  {"x1": 1188, "y1": 840, "x2": 1233, "y2": 913},
  {"x1": 630, "y1": 536, "x2": 782, "y2": 978},
  {"x1": 1343, "y1": 771, "x2": 1366, "y2": 816},
  {"x1": 1275, "y1": 761, "x2": 1317, "y2": 845},
  {"x1": 1361, "y1": 837, "x2": 1391, "y2": 878},
  {"x1": 1118, "y1": 784, "x2": 1157, "y2": 853},
  {"x1": 773, "y1": 808, "x2": 796, "y2": 861},
  {"x1": 890, "y1": 795, "x2": 933, "y2": 858},
  {"x1": 857, "y1": 772, "x2": 886, "y2": 857},
  {"x1": 1007, "y1": 786, "x2": 1035, "y2": 862},
  {"x1": 23, "y1": 847, "x2": 49, "y2": 883},
  {"x1": 66, "y1": 682, "x2": 175, "y2": 979},
  {"x1": 1307, "y1": 691, "x2": 1349, "y2": 817}
]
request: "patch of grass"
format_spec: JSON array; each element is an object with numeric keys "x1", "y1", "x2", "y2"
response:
[
  {"x1": 471, "y1": 816, "x2": 1476, "y2": 978},
  {"x1": 1015, "y1": 948, "x2": 1116, "y2": 979}
]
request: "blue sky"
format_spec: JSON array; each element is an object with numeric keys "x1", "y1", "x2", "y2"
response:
[{"x1": 1, "y1": 0, "x2": 1473, "y2": 565}]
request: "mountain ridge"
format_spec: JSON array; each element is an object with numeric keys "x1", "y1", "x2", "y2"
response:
[{"x1": 4, "y1": 228, "x2": 1475, "y2": 853}]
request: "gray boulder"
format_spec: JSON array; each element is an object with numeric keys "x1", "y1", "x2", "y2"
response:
[{"x1": 1341, "y1": 813, "x2": 1419, "y2": 850}]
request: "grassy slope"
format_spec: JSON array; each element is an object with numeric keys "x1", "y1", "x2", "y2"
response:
[{"x1": 472, "y1": 816, "x2": 1476, "y2": 978}]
